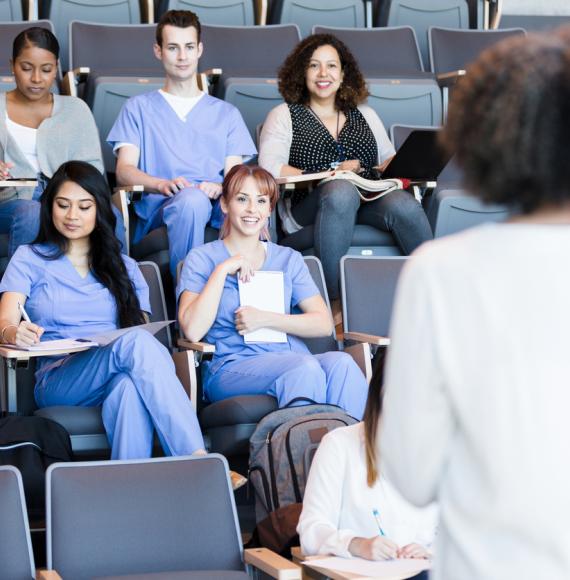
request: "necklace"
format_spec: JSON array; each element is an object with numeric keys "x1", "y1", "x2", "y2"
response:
[
  {"x1": 307, "y1": 106, "x2": 345, "y2": 169},
  {"x1": 308, "y1": 106, "x2": 341, "y2": 140}
]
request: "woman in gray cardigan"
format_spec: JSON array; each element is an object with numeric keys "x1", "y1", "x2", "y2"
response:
[{"x1": 0, "y1": 27, "x2": 106, "y2": 258}]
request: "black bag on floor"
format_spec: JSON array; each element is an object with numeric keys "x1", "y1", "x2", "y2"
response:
[
  {"x1": 0, "y1": 416, "x2": 73, "y2": 521},
  {"x1": 248, "y1": 401, "x2": 357, "y2": 555}
]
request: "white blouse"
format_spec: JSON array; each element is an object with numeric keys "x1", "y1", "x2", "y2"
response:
[
  {"x1": 5, "y1": 114, "x2": 39, "y2": 173},
  {"x1": 297, "y1": 422, "x2": 437, "y2": 558}
]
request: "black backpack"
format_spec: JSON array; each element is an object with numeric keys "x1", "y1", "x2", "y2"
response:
[
  {"x1": 0, "y1": 416, "x2": 73, "y2": 521},
  {"x1": 248, "y1": 402, "x2": 357, "y2": 555}
]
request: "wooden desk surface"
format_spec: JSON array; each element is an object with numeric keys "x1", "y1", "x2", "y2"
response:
[{"x1": 0, "y1": 344, "x2": 92, "y2": 360}]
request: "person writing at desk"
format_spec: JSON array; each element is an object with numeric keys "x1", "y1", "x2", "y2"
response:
[
  {"x1": 0, "y1": 161, "x2": 205, "y2": 460},
  {"x1": 177, "y1": 164, "x2": 368, "y2": 419},
  {"x1": 258, "y1": 34, "x2": 432, "y2": 317},
  {"x1": 298, "y1": 355, "x2": 437, "y2": 574}
]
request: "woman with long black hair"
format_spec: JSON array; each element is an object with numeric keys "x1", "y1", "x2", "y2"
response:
[{"x1": 0, "y1": 160, "x2": 205, "y2": 460}]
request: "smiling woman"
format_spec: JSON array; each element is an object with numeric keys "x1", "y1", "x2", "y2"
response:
[
  {"x1": 0, "y1": 27, "x2": 117, "y2": 259},
  {"x1": 177, "y1": 164, "x2": 369, "y2": 419}
]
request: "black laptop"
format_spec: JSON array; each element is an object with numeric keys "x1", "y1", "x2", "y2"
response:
[{"x1": 381, "y1": 128, "x2": 452, "y2": 181}]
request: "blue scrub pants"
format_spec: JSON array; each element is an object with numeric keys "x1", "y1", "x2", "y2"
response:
[
  {"x1": 34, "y1": 328, "x2": 204, "y2": 460},
  {"x1": 162, "y1": 186, "x2": 223, "y2": 277},
  {"x1": 205, "y1": 351, "x2": 368, "y2": 420},
  {"x1": 0, "y1": 199, "x2": 128, "y2": 257}
]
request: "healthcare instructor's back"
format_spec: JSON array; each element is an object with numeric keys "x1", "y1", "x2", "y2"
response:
[{"x1": 380, "y1": 29, "x2": 570, "y2": 580}]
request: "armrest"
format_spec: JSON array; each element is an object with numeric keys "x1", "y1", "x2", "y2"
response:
[
  {"x1": 343, "y1": 341, "x2": 373, "y2": 384},
  {"x1": 177, "y1": 338, "x2": 216, "y2": 353},
  {"x1": 244, "y1": 547, "x2": 302, "y2": 580},
  {"x1": 61, "y1": 67, "x2": 90, "y2": 97},
  {"x1": 36, "y1": 571, "x2": 62, "y2": 580},
  {"x1": 436, "y1": 70, "x2": 466, "y2": 88},
  {"x1": 198, "y1": 68, "x2": 223, "y2": 93},
  {"x1": 172, "y1": 349, "x2": 197, "y2": 411},
  {"x1": 343, "y1": 331, "x2": 390, "y2": 347}
]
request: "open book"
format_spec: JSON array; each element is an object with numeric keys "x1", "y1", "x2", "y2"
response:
[
  {"x1": 2, "y1": 321, "x2": 173, "y2": 352},
  {"x1": 276, "y1": 171, "x2": 409, "y2": 202}
]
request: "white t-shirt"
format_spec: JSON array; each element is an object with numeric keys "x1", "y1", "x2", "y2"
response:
[
  {"x1": 381, "y1": 222, "x2": 570, "y2": 580},
  {"x1": 298, "y1": 422, "x2": 437, "y2": 558},
  {"x1": 5, "y1": 114, "x2": 39, "y2": 173}
]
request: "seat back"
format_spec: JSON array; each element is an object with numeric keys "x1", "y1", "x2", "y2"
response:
[
  {"x1": 302, "y1": 256, "x2": 338, "y2": 354},
  {"x1": 313, "y1": 25, "x2": 424, "y2": 73},
  {"x1": 156, "y1": 0, "x2": 256, "y2": 25},
  {"x1": 200, "y1": 23, "x2": 301, "y2": 81},
  {"x1": 366, "y1": 77, "x2": 443, "y2": 132},
  {"x1": 377, "y1": 0, "x2": 470, "y2": 70},
  {"x1": 429, "y1": 26, "x2": 526, "y2": 74},
  {"x1": 41, "y1": 0, "x2": 142, "y2": 70},
  {"x1": 499, "y1": 13, "x2": 570, "y2": 31},
  {"x1": 46, "y1": 455, "x2": 244, "y2": 578},
  {"x1": 0, "y1": 0, "x2": 23, "y2": 20},
  {"x1": 270, "y1": 0, "x2": 366, "y2": 37},
  {"x1": 340, "y1": 255, "x2": 407, "y2": 336},
  {"x1": 0, "y1": 465, "x2": 35, "y2": 580},
  {"x1": 138, "y1": 260, "x2": 172, "y2": 350}
]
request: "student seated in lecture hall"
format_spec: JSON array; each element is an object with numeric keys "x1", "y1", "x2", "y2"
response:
[
  {"x1": 108, "y1": 9, "x2": 256, "y2": 278},
  {"x1": 297, "y1": 354, "x2": 437, "y2": 579},
  {"x1": 177, "y1": 164, "x2": 368, "y2": 419},
  {"x1": 0, "y1": 161, "x2": 205, "y2": 461},
  {"x1": 0, "y1": 26, "x2": 125, "y2": 257}
]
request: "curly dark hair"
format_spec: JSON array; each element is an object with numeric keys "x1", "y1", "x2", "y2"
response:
[
  {"x1": 277, "y1": 34, "x2": 369, "y2": 111},
  {"x1": 32, "y1": 161, "x2": 146, "y2": 329},
  {"x1": 441, "y1": 32, "x2": 570, "y2": 214}
]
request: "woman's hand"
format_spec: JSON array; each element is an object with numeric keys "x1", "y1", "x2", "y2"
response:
[
  {"x1": 337, "y1": 159, "x2": 361, "y2": 174},
  {"x1": 349, "y1": 536, "x2": 399, "y2": 560},
  {"x1": 397, "y1": 543, "x2": 430, "y2": 559},
  {"x1": 0, "y1": 161, "x2": 14, "y2": 178},
  {"x1": 12, "y1": 321, "x2": 44, "y2": 347},
  {"x1": 234, "y1": 306, "x2": 269, "y2": 335},
  {"x1": 221, "y1": 255, "x2": 256, "y2": 283}
]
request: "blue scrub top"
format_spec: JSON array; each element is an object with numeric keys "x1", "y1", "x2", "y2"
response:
[
  {"x1": 177, "y1": 240, "x2": 320, "y2": 375},
  {"x1": 0, "y1": 244, "x2": 151, "y2": 341}
]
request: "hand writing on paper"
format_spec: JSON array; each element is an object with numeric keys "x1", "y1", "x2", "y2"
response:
[
  {"x1": 199, "y1": 181, "x2": 223, "y2": 199},
  {"x1": 337, "y1": 159, "x2": 361, "y2": 174},
  {"x1": 234, "y1": 306, "x2": 269, "y2": 335},
  {"x1": 13, "y1": 321, "x2": 44, "y2": 347},
  {"x1": 398, "y1": 543, "x2": 430, "y2": 559},
  {"x1": 349, "y1": 536, "x2": 399, "y2": 561},
  {"x1": 156, "y1": 176, "x2": 192, "y2": 196}
]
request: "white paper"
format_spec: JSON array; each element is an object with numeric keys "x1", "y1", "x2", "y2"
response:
[
  {"x1": 304, "y1": 556, "x2": 431, "y2": 580},
  {"x1": 238, "y1": 271, "x2": 287, "y2": 343},
  {"x1": 84, "y1": 320, "x2": 174, "y2": 346}
]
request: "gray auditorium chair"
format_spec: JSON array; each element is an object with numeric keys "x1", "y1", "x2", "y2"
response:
[
  {"x1": 0, "y1": 466, "x2": 36, "y2": 580},
  {"x1": 429, "y1": 26, "x2": 525, "y2": 116},
  {"x1": 495, "y1": 0, "x2": 570, "y2": 31},
  {"x1": 0, "y1": 20, "x2": 62, "y2": 93},
  {"x1": 269, "y1": 0, "x2": 368, "y2": 37},
  {"x1": 312, "y1": 25, "x2": 443, "y2": 131},
  {"x1": 428, "y1": 188, "x2": 510, "y2": 238},
  {"x1": 0, "y1": 262, "x2": 182, "y2": 458},
  {"x1": 0, "y1": 0, "x2": 24, "y2": 21},
  {"x1": 156, "y1": 0, "x2": 258, "y2": 25},
  {"x1": 375, "y1": 0, "x2": 470, "y2": 70},
  {"x1": 45, "y1": 455, "x2": 301, "y2": 579},
  {"x1": 180, "y1": 256, "x2": 372, "y2": 460},
  {"x1": 40, "y1": 0, "x2": 147, "y2": 71},
  {"x1": 340, "y1": 255, "x2": 406, "y2": 340},
  {"x1": 65, "y1": 21, "x2": 164, "y2": 174}
]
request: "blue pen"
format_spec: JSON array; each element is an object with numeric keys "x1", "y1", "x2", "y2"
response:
[
  {"x1": 372, "y1": 508, "x2": 386, "y2": 536},
  {"x1": 17, "y1": 301, "x2": 32, "y2": 324}
]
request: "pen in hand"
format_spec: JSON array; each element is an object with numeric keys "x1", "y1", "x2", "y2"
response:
[
  {"x1": 372, "y1": 508, "x2": 386, "y2": 537},
  {"x1": 17, "y1": 301, "x2": 42, "y2": 343}
]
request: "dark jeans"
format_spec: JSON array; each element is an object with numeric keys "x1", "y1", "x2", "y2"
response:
[{"x1": 291, "y1": 180, "x2": 433, "y2": 299}]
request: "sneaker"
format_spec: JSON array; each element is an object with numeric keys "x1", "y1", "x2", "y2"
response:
[
  {"x1": 277, "y1": 197, "x2": 303, "y2": 235},
  {"x1": 230, "y1": 470, "x2": 248, "y2": 491}
]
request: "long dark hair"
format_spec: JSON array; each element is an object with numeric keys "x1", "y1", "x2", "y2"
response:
[
  {"x1": 33, "y1": 161, "x2": 146, "y2": 328},
  {"x1": 363, "y1": 352, "x2": 385, "y2": 487}
]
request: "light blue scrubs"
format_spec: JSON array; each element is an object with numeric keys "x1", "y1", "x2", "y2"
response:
[
  {"x1": 0, "y1": 244, "x2": 204, "y2": 459},
  {"x1": 107, "y1": 91, "x2": 257, "y2": 275},
  {"x1": 177, "y1": 240, "x2": 368, "y2": 419}
]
